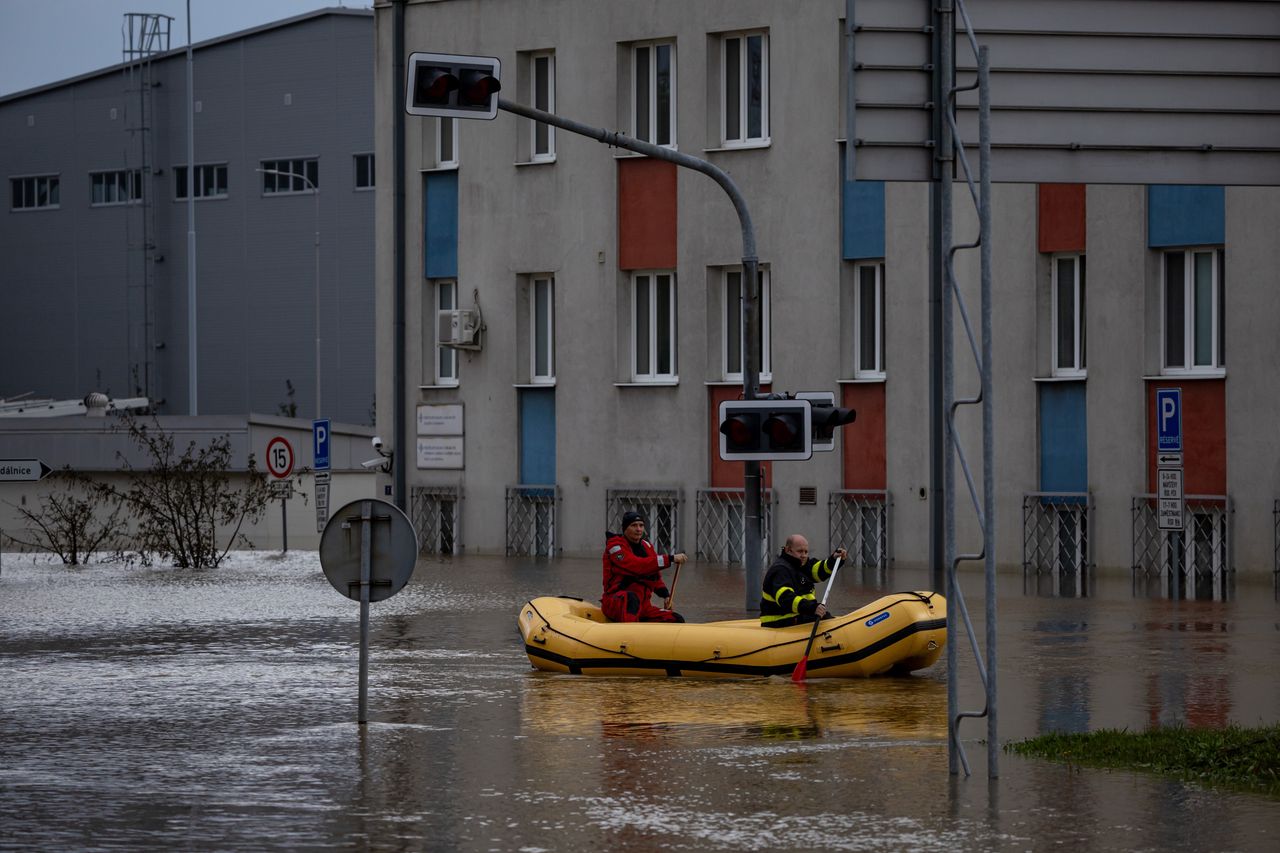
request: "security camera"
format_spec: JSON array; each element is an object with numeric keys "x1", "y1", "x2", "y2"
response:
[
  {"x1": 371, "y1": 435, "x2": 384, "y2": 451},
  {"x1": 361, "y1": 458, "x2": 385, "y2": 470}
]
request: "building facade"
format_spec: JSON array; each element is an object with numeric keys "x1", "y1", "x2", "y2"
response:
[
  {"x1": 1, "y1": 9, "x2": 376, "y2": 426},
  {"x1": 374, "y1": 0, "x2": 1280, "y2": 585}
]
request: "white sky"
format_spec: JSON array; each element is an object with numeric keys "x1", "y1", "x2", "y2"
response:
[{"x1": 0, "y1": 1, "x2": 365, "y2": 97}]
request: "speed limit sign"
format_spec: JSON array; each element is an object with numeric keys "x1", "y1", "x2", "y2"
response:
[{"x1": 266, "y1": 436, "x2": 295, "y2": 479}]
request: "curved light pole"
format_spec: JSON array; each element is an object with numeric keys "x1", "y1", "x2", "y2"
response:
[{"x1": 256, "y1": 167, "x2": 321, "y2": 419}]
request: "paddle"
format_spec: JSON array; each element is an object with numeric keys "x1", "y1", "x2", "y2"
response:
[
  {"x1": 791, "y1": 556, "x2": 843, "y2": 682},
  {"x1": 663, "y1": 557, "x2": 683, "y2": 610}
]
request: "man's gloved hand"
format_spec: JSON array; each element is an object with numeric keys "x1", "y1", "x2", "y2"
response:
[{"x1": 655, "y1": 586, "x2": 670, "y2": 599}]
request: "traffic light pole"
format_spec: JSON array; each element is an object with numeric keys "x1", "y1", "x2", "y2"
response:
[{"x1": 496, "y1": 98, "x2": 766, "y2": 609}]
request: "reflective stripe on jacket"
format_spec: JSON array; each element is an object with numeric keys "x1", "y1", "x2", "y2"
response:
[{"x1": 759, "y1": 550, "x2": 835, "y2": 627}]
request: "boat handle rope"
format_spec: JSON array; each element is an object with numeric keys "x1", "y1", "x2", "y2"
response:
[{"x1": 524, "y1": 598, "x2": 648, "y2": 659}]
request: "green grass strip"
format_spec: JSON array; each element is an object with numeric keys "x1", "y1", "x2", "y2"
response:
[{"x1": 1006, "y1": 725, "x2": 1280, "y2": 798}]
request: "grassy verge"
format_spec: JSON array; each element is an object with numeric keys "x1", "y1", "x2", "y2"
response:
[{"x1": 1006, "y1": 725, "x2": 1280, "y2": 798}]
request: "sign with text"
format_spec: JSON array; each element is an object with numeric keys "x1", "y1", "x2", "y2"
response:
[
  {"x1": 417, "y1": 436, "x2": 464, "y2": 469},
  {"x1": 0, "y1": 459, "x2": 52, "y2": 482},
  {"x1": 417, "y1": 404, "x2": 464, "y2": 436},
  {"x1": 1156, "y1": 388, "x2": 1182, "y2": 453},
  {"x1": 1157, "y1": 467, "x2": 1184, "y2": 531},
  {"x1": 266, "y1": 437, "x2": 295, "y2": 479},
  {"x1": 313, "y1": 419, "x2": 331, "y2": 471}
]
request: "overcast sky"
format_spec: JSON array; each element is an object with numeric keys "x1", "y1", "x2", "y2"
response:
[{"x1": 0, "y1": 1, "x2": 365, "y2": 97}]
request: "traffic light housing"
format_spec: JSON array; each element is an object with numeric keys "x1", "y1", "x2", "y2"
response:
[
  {"x1": 718, "y1": 400, "x2": 813, "y2": 461},
  {"x1": 406, "y1": 52, "x2": 502, "y2": 119},
  {"x1": 797, "y1": 391, "x2": 856, "y2": 452}
]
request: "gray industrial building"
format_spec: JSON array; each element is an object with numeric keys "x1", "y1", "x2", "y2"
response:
[
  {"x1": 1, "y1": 7, "x2": 375, "y2": 425},
  {"x1": 373, "y1": 0, "x2": 1280, "y2": 590}
]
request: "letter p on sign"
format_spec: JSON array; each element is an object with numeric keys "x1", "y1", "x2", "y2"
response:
[{"x1": 1156, "y1": 389, "x2": 1182, "y2": 452}]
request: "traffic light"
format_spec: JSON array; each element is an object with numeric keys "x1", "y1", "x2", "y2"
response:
[
  {"x1": 797, "y1": 391, "x2": 856, "y2": 452},
  {"x1": 406, "y1": 52, "x2": 502, "y2": 120},
  {"x1": 718, "y1": 400, "x2": 813, "y2": 461}
]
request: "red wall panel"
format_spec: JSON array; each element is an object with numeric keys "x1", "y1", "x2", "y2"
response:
[
  {"x1": 841, "y1": 383, "x2": 886, "y2": 490},
  {"x1": 618, "y1": 159, "x2": 677, "y2": 270},
  {"x1": 1038, "y1": 183, "x2": 1086, "y2": 254},
  {"x1": 1146, "y1": 380, "x2": 1226, "y2": 495}
]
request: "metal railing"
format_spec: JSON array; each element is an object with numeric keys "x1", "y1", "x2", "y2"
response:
[
  {"x1": 1132, "y1": 494, "x2": 1233, "y2": 601},
  {"x1": 828, "y1": 490, "x2": 893, "y2": 577},
  {"x1": 605, "y1": 488, "x2": 682, "y2": 555},
  {"x1": 695, "y1": 487, "x2": 774, "y2": 563},
  {"x1": 505, "y1": 485, "x2": 558, "y2": 557},
  {"x1": 1022, "y1": 492, "x2": 1093, "y2": 596},
  {"x1": 410, "y1": 485, "x2": 461, "y2": 555}
]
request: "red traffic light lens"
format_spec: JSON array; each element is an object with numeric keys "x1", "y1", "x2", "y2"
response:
[
  {"x1": 720, "y1": 414, "x2": 759, "y2": 450},
  {"x1": 415, "y1": 67, "x2": 458, "y2": 105},
  {"x1": 459, "y1": 72, "x2": 501, "y2": 106},
  {"x1": 763, "y1": 413, "x2": 802, "y2": 449}
]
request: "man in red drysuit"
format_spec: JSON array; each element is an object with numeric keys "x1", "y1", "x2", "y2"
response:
[{"x1": 601, "y1": 510, "x2": 687, "y2": 623}]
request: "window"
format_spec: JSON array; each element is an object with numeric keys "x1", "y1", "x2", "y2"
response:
[
  {"x1": 633, "y1": 41, "x2": 675, "y2": 147},
  {"x1": 435, "y1": 279, "x2": 459, "y2": 385},
  {"x1": 531, "y1": 276, "x2": 555, "y2": 383},
  {"x1": 438, "y1": 118, "x2": 458, "y2": 168},
  {"x1": 721, "y1": 31, "x2": 769, "y2": 146},
  {"x1": 1163, "y1": 248, "x2": 1224, "y2": 373},
  {"x1": 1052, "y1": 255, "x2": 1086, "y2": 376},
  {"x1": 10, "y1": 174, "x2": 59, "y2": 210},
  {"x1": 723, "y1": 267, "x2": 770, "y2": 380},
  {"x1": 854, "y1": 261, "x2": 885, "y2": 378},
  {"x1": 174, "y1": 164, "x2": 228, "y2": 200},
  {"x1": 354, "y1": 153, "x2": 374, "y2": 189},
  {"x1": 261, "y1": 158, "x2": 318, "y2": 194},
  {"x1": 90, "y1": 169, "x2": 142, "y2": 206},
  {"x1": 632, "y1": 271, "x2": 677, "y2": 381},
  {"x1": 530, "y1": 51, "x2": 555, "y2": 161}
]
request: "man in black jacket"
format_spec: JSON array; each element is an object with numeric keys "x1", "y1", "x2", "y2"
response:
[{"x1": 760, "y1": 534, "x2": 847, "y2": 628}]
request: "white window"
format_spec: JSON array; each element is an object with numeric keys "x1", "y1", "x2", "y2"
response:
[
  {"x1": 531, "y1": 275, "x2": 555, "y2": 383},
  {"x1": 723, "y1": 267, "x2": 771, "y2": 381},
  {"x1": 435, "y1": 279, "x2": 459, "y2": 385},
  {"x1": 175, "y1": 164, "x2": 228, "y2": 199},
  {"x1": 531, "y1": 51, "x2": 555, "y2": 161},
  {"x1": 1163, "y1": 248, "x2": 1224, "y2": 373},
  {"x1": 90, "y1": 169, "x2": 142, "y2": 206},
  {"x1": 721, "y1": 31, "x2": 769, "y2": 147},
  {"x1": 438, "y1": 117, "x2": 458, "y2": 168},
  {"x1": 261, "y1": 158, "x2": 318, "y2": 195},
  {"x1": 632, "y1": 271, "x2": 677, "y2": 381},
  {"x1": 354, "y1": 153, "x2": 375, "y2": 189},
  {"x1": 1051, "y1": 254, "x2": 1086, "y2": 377},
  {"x1": 854, "y1": 261, "x2": 885, "y2": 378},
  {"x1": 633, "y1": 41, "x2": 675, "y2": 147},
  {"x1": 10, "y1": 174, "x2": 59, "y2": 210}
]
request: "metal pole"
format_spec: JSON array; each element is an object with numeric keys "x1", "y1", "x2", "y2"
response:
[
  {"x1": 495, "y1": 97, "x2": 763, "y2": 607},
  {"x1": 392, "y1": 0, "x2": 408, "y2": 511},
  {"x1": 978, "y1": 46, "x2": 997, "y2": 778},
  {"x1": 281, "y1": 493, "x2": 289, "y2": 553},
  {"x1": 358, "y1": 500, "x2": 371, "y2": 724},
  {"x1": 186, "y1": 0, "x2": 197, "y2": 414}
]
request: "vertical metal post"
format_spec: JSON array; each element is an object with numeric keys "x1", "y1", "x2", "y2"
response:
[
  {"x1": 358, "y1": 500, "x2": 372, "y2": 724},
  {"x1": 186, "y1": 0, "x2": 197, "y2": 415},
  {"x1": 392, "y1": 0, "x2": 408, "y2": 511},
  {"x1": 314, "y1": 188, "x2": 322, "y2": 419},
  {"x1": 281, "y1": 494, "x2": 289, "y2": 553},
  {"x1": 978, "y1": 46, "x2": 997, "y2": 777}
]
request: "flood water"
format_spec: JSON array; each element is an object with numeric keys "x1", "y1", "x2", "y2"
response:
[{"x1": 1, "y1": 551, "x2": 1278, "y2": 852}]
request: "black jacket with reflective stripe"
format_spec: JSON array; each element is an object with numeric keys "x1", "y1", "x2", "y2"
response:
[{"x1": 759, "y1": 550, "x2": 836, "y2": 627}]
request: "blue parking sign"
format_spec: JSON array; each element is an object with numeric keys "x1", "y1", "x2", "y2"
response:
[
  {"x1": 1156, "y1": 389, "x2": 1181, "y2": 452},
  {"x1": 313, "y1": 419, "x2": 331, "y2": 471}
]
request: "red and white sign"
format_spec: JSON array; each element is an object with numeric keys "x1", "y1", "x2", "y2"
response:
[{"x1": 266, "y1": 436, "x2": 295, "y2": 479}]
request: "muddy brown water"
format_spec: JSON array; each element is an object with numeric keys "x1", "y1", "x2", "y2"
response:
[{"x1": 1, "y1": 552, "x2": 1277, "y2": 851}]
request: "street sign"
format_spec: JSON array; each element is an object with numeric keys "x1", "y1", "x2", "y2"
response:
[
  {"x1": 0, "y1": 459, "x2": 52, "y2": 482},
  {"x1": 270, "y1": 480, "x2": 294, "y2": 499},
  {"x1": 315, "y1": 480, "x2": 330, "y2": 534},
  {"x1": 313, "y1": 419, "x2": 331, "y2": 471},
  {"x1": 266, "y1": 436, "x2": 295, "y2": 479},
  {"x1": 1158, "y1": 467, "x2": 1185, "y2": 531},
  {"x1": 1156, "y1": 388, "x2": 1182, "y2": 452},
  {"x1": 1157, "y1": 452, "x2": 1183, "y2": 468},
  {"x1": 320, "y1": 499, "x2": 418, "y2": 602}
]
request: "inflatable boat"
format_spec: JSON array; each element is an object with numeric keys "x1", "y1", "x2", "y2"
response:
[{"x1": 517, "y1": 591, "x2": 946, "y2": 679}]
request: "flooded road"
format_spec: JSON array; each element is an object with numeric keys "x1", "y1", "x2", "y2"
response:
[{"x1": 1, "y1": 552, "x2": 1278, "y2": 851}]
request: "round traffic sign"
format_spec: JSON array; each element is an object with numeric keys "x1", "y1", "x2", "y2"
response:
[
  {"x1": 320, "y1": 499, "x2": 418, "y2": 602},
  {"x1": 266, "y1": 436, "x2": 294, "y2": 479}
]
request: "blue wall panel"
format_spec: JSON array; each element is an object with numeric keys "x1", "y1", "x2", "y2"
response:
[
  {"x1": 519, "y1": 388, "x2": 556, "y2": 485},
  {"x1": 841, "y1": 167, "x2": 885, "y2": 260},
  {"x1": 1039, "y1": 382, "x2": 1087, "y2": 492},
  {"x1": 424, "y1": 171, "x2": 458, "y2": 278},
  {"x1": 1147, "y1": 185, "x2": 1224, "y2": 247}
]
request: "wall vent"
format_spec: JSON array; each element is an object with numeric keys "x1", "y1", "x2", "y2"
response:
[{"x1": 799, "y1": 487, "x2": 818, "y2": 506}]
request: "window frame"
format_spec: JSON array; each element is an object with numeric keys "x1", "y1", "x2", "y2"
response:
[
  {"x1": 10, "y1": 174, "x2": 60, "y2": 210},
  {"x1": 720, "y1": 30, "x2": 770, "y2": 148},
  {"x1": 260, "y1": 157, "x2": 318, "y2": 195},
  {"x1": 530, "y1": 51, "x2": 556, "y2": 162},
  {"x1": 632, "y1": 40, "x2": 676, "y2": 148},
  {"x1": 722, "y1": 266, "x2": 771, "y2": 382},
  {"x1": 853, "y1": 260, "x2": 886, "y2": 379},
  {"x1": 1161, "y1": 246, "x2": 1224, "y2": 376},
  {"x1": 90, "y1": 168, "x2": 143, "y2": 206},
  {"x1": 1050, "y1": 253, "x2": 1086, "y2": 378},
  {"x1": 631, "y1": 270, "x2": 678, "y2": 382},
  {"x1": 435, "y1": 278, "x2": 460, "y2": 386},
  {"x1": 175, "y1": 163, "x2": 229, "y2": 200},
  {"x1": 531, "y1": 275, "x2": 555, "y2": 384},
  {"x1": 353, "y1": 153, "x2": 375, "y2": 190},
  {"x1": 437, "y1": 117, "x2": 459, "y2": 169}
]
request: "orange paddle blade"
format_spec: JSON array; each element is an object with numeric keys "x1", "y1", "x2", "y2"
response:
[{"x1": 791, "y1": 656, "x2": 809, "y2": 682}]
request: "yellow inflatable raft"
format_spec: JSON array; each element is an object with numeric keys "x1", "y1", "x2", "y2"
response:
[{"x1": 517, "y1": 591, "x2": 946, "y2": 679}]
